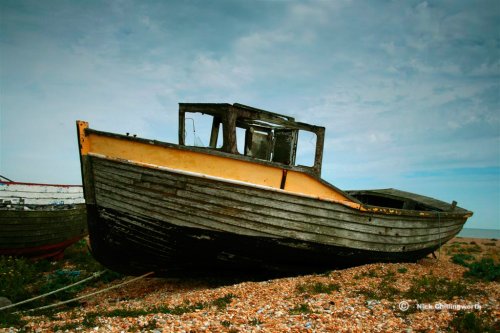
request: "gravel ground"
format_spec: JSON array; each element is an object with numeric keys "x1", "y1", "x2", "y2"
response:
[{"x1": 3, "y1": 237, "x2": 499, "y2": 332}]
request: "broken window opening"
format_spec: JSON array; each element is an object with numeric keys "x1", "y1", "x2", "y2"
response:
[
  {"x1": 272, "y1": 128, "x2": 298, "y2": 165},
  {"x1": 244, "y1": 127, "x2": 273, "y2": 160},
  {"x1": 184, "y1": 112, "x2": 222, "y2": 148},
  {"x1": 235, "y1": 127, "x2": 246, "y2": 155},
  {"x1": 296, "y1": 130, "x2": 317, "y2": 167}
]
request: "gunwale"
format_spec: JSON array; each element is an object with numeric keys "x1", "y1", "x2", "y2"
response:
[{"x1": 0, "y1": 181, "x2": 83, "y2": 188}]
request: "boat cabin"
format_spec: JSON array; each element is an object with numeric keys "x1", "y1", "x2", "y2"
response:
[{"x1": 178, "y1": 103, "x2": 325, "y2": 176}]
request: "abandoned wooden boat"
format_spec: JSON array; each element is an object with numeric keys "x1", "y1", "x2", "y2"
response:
[
  {"x1": 0, "y1": 181, "x2": 87, "y2": 259},
  {"x1": 76, "y1": 103, "x2": 473, "y2": 275}
]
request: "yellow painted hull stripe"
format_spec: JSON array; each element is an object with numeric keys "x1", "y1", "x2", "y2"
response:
[{"x1": 78, "y1": 122, "x2": 362, "y2": 210}]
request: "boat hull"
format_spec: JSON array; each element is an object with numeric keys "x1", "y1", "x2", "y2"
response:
[
  {"x1": 87, "y1": 205, "x2": 441, "y2": 276},
  {"x1": 85, "y1": 156, "x2": 467, "y2": 276},
  {"x1": 0, "y1": 182, "x2": 87, "y2": 259},
  {"x1": 0, "y1": 205, "x2": 88, "y2": 259}
]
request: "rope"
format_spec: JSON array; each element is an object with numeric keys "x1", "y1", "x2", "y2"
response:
[
  {"x1": 0, "y1": 270, "x2": 107, "y2": 311},
  {"x1": 16, "y1": 271, "x2": 154, "y2": 314},
  {"x1": 431, "y1": 211, "x2": 443, "y2": 260},
  {"x1": 0, "y1": 174, "x2": 14, "y2": 182},
  {"x1": 437, "y1": 211, "x2": 442, "y2": 259}
]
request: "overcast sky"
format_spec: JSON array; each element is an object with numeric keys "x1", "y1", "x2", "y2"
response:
[{"x1": 1, "y1": 0, "x2": 498, "y2": 230}]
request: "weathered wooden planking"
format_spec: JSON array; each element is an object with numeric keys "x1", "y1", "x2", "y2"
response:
[
  {"x1": 98, "y1": 209, "x2": 178, "y2": 258},
  {"x1": 93, "y1": 157, "x2": 464, "y2": 228},
  {"x1": 0, "y1": 183, "x2": 84, "y2": 205},
  {"x1": 348, "y1": 189, "x2": 465, "y2": 213},
  {"x1": 0, "y1": 207, "x2": 86, "y2": 220},
  {"x1": 0, "y1": 183, "x2": 83, "y2": 193},
  {"x1": 0, "y1": 231, "x2": 85, "y2": 246},
  {"x1": 122, "y1": 182, "x2": 459, "y2": 246},
  {"x1": 92, "y1": 158, "x2": 463, "y2": 241},
  {"x1": 0, "y1": 201, "x2": 87, "y2": 254},
  {"x1": 93, "y1": 156, "x2": 465, "y2": 229},
  {"x1": 90, "y1": 156, "x2": 464, "y2": 252}
]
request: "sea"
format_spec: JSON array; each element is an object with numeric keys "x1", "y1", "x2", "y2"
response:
[{"x1": 457, "y1": 228, "x2": 500, "y2": 239}]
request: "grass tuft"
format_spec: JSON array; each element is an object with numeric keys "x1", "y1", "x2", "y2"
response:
[
  {"x1": 0, "y1": 239, "x2": 123, "y2": 328},
  {"x1": 212, "y1": 293, "x2": 236, "y2": 310},
  {"x1": 397, "y1": 267, "x2": 408, "y2": 274},
  {"x1": 451, "y1": 253, "x2": 476, "y2": 267},
  {"x1": 52, "y1": 322, "x2": 80, "y2": 331},
  {"x1": 0, "y1": 256, "x2": 41, "y2": 302},
  {"x1": 296, "y1": 281, "x2": 340, "y2": 295},
  {"x1": 289, "y1": 303, "x2": 312, "y2": 315},
  {"x1": 464, "y1": 258, "x2": 500, "y2": 282},
  {"x1": 78, "y1": 293, "x2": 237, "y2": 326},
  {"x1": 356, "y1": 269, "x2": 399, "y2": 301},
  {"x1": 404, "y1": 276, "x2": 473, "y2": 302},
  {"x1": 248, "y1": 318, "x2": 263, "y2": 326},
  {"x1": 450, "y1": 310, "x2": 500, "y2": 333}
]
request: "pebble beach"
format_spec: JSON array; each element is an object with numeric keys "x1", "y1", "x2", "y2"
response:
[{"x1": 3, "y1": 237, "x2": 499, "y2": 333}]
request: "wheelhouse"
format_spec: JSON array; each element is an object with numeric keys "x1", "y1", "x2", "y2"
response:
[{"x1": 178, "y1": 103, "x2": 326, "y2": 177}]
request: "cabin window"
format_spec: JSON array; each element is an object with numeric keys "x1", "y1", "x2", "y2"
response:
[
  {"x1": 272, "y1": 129, "x2": 297, "y2": 165},
  {"x1": 295, "y1": 130, "x2": 317, "y2": 167},
  {"x1": 245, "y1": 127, "x2": 272, "y2": 160},
  {"x1": 184, "y1": 112, "x2": 223, "y2": 148},
  {"x1": 236, "y1": 125, "x2": 288, "y2": 161},
  {"x1": 236, "y1": 126, "x2": 246, "y2": 154}
]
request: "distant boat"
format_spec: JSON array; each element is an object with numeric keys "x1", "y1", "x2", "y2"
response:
[
  {"x1": 76, "y1": 103, "x2": 473, "y2": 275},
  {"x1": 0, "y1": 180, "x2": 87, "y2": 259}
]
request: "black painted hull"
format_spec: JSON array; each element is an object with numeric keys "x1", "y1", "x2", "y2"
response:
[{"x1": 87, "y1": 205, "x2": 439, "y2": 277}]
